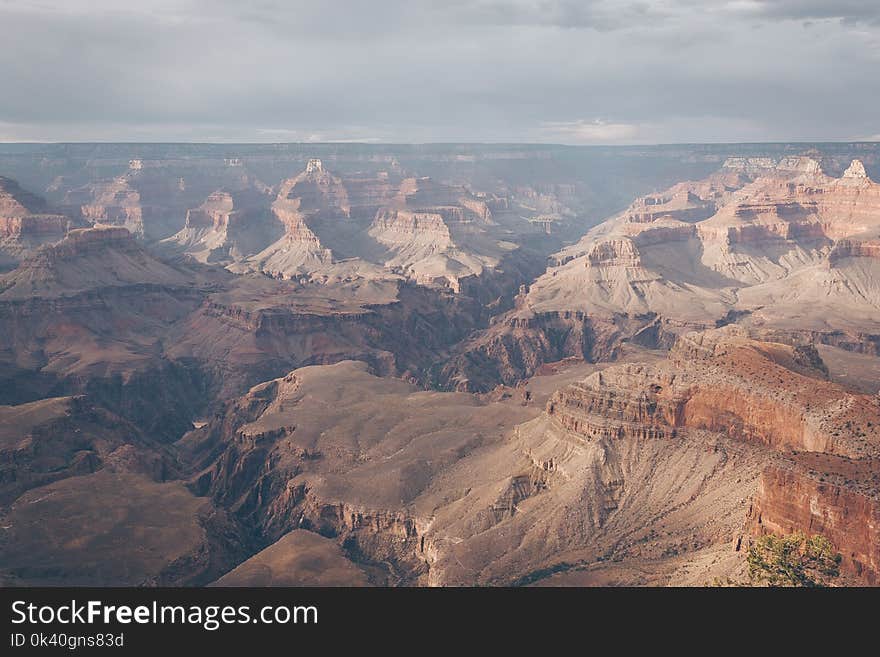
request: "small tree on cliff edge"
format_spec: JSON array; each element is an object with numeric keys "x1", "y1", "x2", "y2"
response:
[{"x1": 747, "y1": 532, "x2": 842, "y2": 587}]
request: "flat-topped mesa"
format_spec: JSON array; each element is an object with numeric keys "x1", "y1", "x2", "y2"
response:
[
  {"x1": 546, "y1": 364, "x2": 687, "y2": 441},
  {"x1": 775, "y1": 155, "x2": 823, "y2": 175},
  {"x1": 547, "y1": 328, "x2": 880, "y2": 458},
  {"x1": 341, "y1": 173, "x2": 398, "y2": 216},
  {"x1": 457, "y1": 195, "x2": 493, "y2": 223},
  {"x1": 671, "y1": 326, "x2": 836, "y2": 377},
  {"x1": 721, "y1": 155, "x2": 823, "y2": 178},
  {"x1": 392, "y1": 177, "x2": 491, "y2": 222},
  {"x1": 623, "y1": 189, "x2": 717, "y2": 225},
  {"x1": 722, "y1": 157, "x2": 778, "y2": 175},
  {"x1": 0, "y1": 224, "x2": 197, "y2": 300},
  {"x1": 39, "y1": 225, "x2": 137, "y2": 258},
  {"x1": 305, "y1": 158, "x2": 323, "y2": 174},
  {"x1": 586, "y1": 238, "x2": 642, "y2": 267},
  {"x1": 370, "y1": 209, "x2": 453, "y2": 247},
  {"x1": 668, "y1": 326, "x2": 828, "y2": 373},
  {"x1": 363, "y1": 175, "x2": 506, "y2": 289},
  {"x1": 184, "y1": 191, "x2": 235, "y2": 230},
  {"x1": 0, "y1": 178, "x2": 73, "y2": 269}
]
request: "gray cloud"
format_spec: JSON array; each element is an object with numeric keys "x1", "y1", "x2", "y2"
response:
[
  {"x1": 747, "y1": 1, "x2": 880, "y2": 25},
  {"x1": 203, "y1": 1, "x2": 668, "y2": 35},
  {"x1": 0, "y1": 0, "x2": 878, "y2": 143}
]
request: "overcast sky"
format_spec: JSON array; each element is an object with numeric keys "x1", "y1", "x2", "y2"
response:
[{"x1": 1, "y1": 0, "x2": 878, "y2": 144}]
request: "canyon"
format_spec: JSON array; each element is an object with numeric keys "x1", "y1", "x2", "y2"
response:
[
  {"x1": 441, "y1": 155, "x2": 880, "y2": 391},
  {"x1": 0, "y1": 143, "x2": 878, "y2": 586}
]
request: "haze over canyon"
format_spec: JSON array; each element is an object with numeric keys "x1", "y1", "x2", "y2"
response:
[{"x1": 0, "y1": 142, "x2": 878, "y2": 586}]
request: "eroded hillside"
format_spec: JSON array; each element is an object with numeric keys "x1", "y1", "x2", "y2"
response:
[{"x1": 0, "y1": 143, "x2": 878, "y2": 586}]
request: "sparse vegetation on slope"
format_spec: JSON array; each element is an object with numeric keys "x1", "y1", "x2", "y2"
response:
[{"x1": 747, "y1": 533, "x2": 842, "y2": 587}]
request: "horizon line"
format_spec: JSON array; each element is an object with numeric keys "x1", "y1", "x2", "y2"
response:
[{"x1": 1, "y1": 140, "x2": 879, "y2": 148}]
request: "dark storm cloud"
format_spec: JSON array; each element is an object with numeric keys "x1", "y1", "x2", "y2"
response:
[{"x1": 0, "y1": 0, "x2": 878, "y2": 143}]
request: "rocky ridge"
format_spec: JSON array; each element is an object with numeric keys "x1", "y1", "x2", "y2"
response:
[{"x1": 441, "y1": 157, "x2": 880, "y2": 391}]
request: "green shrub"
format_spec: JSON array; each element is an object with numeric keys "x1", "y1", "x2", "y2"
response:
[{"x1": 747, "y1": 532, "x2": 842, "y2": 587}]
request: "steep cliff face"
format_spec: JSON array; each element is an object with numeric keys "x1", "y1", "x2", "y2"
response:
[
  {"x1": 0, "y1": 387, "x2": 250, "y2": 586},
  {"x1": 546, "y1": 365, "x2": 686, "y2": 441},
  {"x1": 450, "y1": 157, "x2": 880, "y2": 390},
  {"x1": 539, "y1": 328, "x2": 880, "y2": 584},
  {"x1": 185, "y1": 191, "x2": 236, "y2": 231},
  {"x1": 63, "y1": 176, "x2": 147, "y2": 237},
  {"x1": 439, "y1": 223, "x2": 736, "y2": 390},
  {"x1": 58, "y1": 163, "x2": 208, "y2": 241},
  {"x1": 180, "y1": 357, "x2": 768, "y2": 586},
  {"x1": 180, "y1": 361, "x2": 542, "y2": 584},
  {"x1": 339, "y1": 172, "x2": 397, "y2": 217},
  {"x1": 166, "y1": 278, "x2": 484, "y2": 399},
  {"x1": 365, "y1": 176, "x2": 507, "y2": 291},
  {"x1": 370, "y1": 209, "x2": 453, "y2": 252},
  {"x1": 619, "y1": 175, "x2": 736, "y2": 225},
  {"x1": 170, "y1": 166, "x2": 404, "y2": 281},
  {"x1": 0, "y1": 176, "x2": 47, "y2": 219},
  {"x1": 0, "y1": 285, "x2": 213, "y2": 441},
  {"x1": 828, "y1": 239, "x2": 880, "y2": 263},
  {"x1": 697, "y1": 157, "x2": 880, "y2": 285},
  {"x1": 748, "y1": 456, "x2": 880, "y2": 584},
  {"x1": 544, "y1": 328, "x2": 880, "y2": 458},
  {"x1": 283, "y1": 159, "x2": 351, "y2": 219},
  {"x1": 0, "y1": 177, "x2": 70, "y2": 268},
  {"x1": 439, "y1": 310, "x2": 671, "y2": 391},
  {"x1": 129, "y1": 158, "x2": 558, "y2": 297},
  {"x1": 0, "y1": 176, "x2": 67, "y2": 240},
  {"x1": 0, "y1": 214, "x2": 68, "y2": 241},
  {"x1": 233, "y1": 165, "x2": 347, "y2": 277},
  {"x1": 0, "y1": 217, "x2": 508, "y2": 438},
  {"x1": 164, "y1": 188, "x2": 282, "y2": 264},
  {"x1": 369, "y1": 209, "x2": 456, "y2": 287}
]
